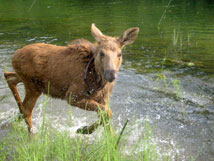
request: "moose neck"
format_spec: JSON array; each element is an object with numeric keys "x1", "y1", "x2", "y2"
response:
[
  {"x1": 84, "y1": 55, "x2": 108, "y2": 95},
  {"x1": 94, "y1": 57, "x2": 108, "y2": 89}
]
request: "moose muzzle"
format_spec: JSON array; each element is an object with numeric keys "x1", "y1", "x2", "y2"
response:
[{"x1": 104, "y1": 69, "x2": 117, "y2": 82}]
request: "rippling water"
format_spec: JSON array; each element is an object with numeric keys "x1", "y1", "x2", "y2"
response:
[{"x1": 0, "y1": 0, "x2": 214, "y2": 160}]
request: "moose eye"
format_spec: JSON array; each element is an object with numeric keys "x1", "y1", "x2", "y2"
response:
[
  {"x1": 118, "y1": 53, "x2": 122, "y2": 57},
  {"x1": 100, "y1": 51, "x2": 105, "y2": 57}
]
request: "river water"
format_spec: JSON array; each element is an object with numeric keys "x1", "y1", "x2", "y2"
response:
[{"x1": 0, "y1": 0, "x2": 214, "y2": 160}]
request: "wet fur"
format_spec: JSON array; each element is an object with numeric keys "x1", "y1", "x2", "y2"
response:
[
  {"x1": 4, "y1": 24, "x2": 139, "y2": 134},
  {"x1": 12, "y1": 39, "x2": 112, "y2": 103}
]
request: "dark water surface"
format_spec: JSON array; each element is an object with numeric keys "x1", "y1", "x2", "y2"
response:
[{"x1": 0, "y1": 0, "x2": 214, "y2": 160}]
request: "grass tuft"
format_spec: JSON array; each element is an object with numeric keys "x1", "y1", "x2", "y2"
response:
[{"x1": 0, "y1": 98, "x2": 175, "y2": 161}]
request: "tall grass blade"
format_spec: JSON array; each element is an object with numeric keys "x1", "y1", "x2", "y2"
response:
[
  {"x1": 157, "y1": 0, "x2": 173, "y2": 29},
  {"x1": 115, "y1": 119, "x2": 129, "y2": 148}
]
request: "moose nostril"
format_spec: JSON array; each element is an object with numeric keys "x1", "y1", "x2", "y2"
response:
[{"x1": 104, "y1": 70, "x2": 117, "y2": 82}]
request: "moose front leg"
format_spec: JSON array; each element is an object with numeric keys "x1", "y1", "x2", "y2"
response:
[{"x1": 71, "y1": 99, "x2": 112, "y2": 134}]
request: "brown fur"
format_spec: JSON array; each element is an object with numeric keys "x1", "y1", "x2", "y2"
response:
[{"x1": 4, "y1": 24, "x2": 139, "y2": 134}]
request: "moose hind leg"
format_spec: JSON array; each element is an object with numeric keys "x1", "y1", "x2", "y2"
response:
[
  {"x1": 22, "y1": 93, "x2": 41, "y2": 132},
  {"x1": 4, "y1": 72, "x2": 23, "y2": 115},
  {"x1": 22, "y1": 81, "x2": 41, "y2": 132},
  {"x1": 73, "y1": 99, "x2": 112, "y2": 134}
]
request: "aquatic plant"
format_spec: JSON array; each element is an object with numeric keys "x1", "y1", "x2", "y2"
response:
[{"x1": 157, "y1": 0, "x2": 173, "y2": 29}]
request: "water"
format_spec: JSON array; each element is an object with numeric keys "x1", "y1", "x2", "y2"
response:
[{"x1": 0, "y1": 0, "x2": 214, "y2": 160}]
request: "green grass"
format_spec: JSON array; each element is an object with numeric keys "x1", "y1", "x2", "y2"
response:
[
  {"x1": 0, "y1": 115, "x2": 172, "y2": 161},
  {"x1": 0, "y1": 94, "x2": 174, "y2": 161}
]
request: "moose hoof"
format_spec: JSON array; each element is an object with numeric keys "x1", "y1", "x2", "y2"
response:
[{"x1": 76, "y1": 126, "x2": 93, "y2": 134}]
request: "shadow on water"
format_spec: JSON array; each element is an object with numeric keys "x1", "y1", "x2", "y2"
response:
[{"x1": 0, "y1": 0, "x2": 214, "y2": 160}]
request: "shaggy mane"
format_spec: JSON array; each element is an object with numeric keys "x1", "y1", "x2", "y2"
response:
[{"x1": 67, "y1": 39, "x2": 95, "y2": 63}]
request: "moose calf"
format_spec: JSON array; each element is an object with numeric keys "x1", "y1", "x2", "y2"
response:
[{"x1": 4, "y1": 24, "x2": 139, "y2": 134}]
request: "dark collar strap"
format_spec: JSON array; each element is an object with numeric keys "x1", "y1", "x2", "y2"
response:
[{"x1": 84, "y1": 57, "x2": 94, "y2": 95}]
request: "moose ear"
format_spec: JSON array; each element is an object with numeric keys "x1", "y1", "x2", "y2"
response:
[
  {"x1": 118, "y1": 27, "x2": 139, "y2": 46},
  {"x1": 91, "y1": 23, "x2": 104, "y2": 42}
]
